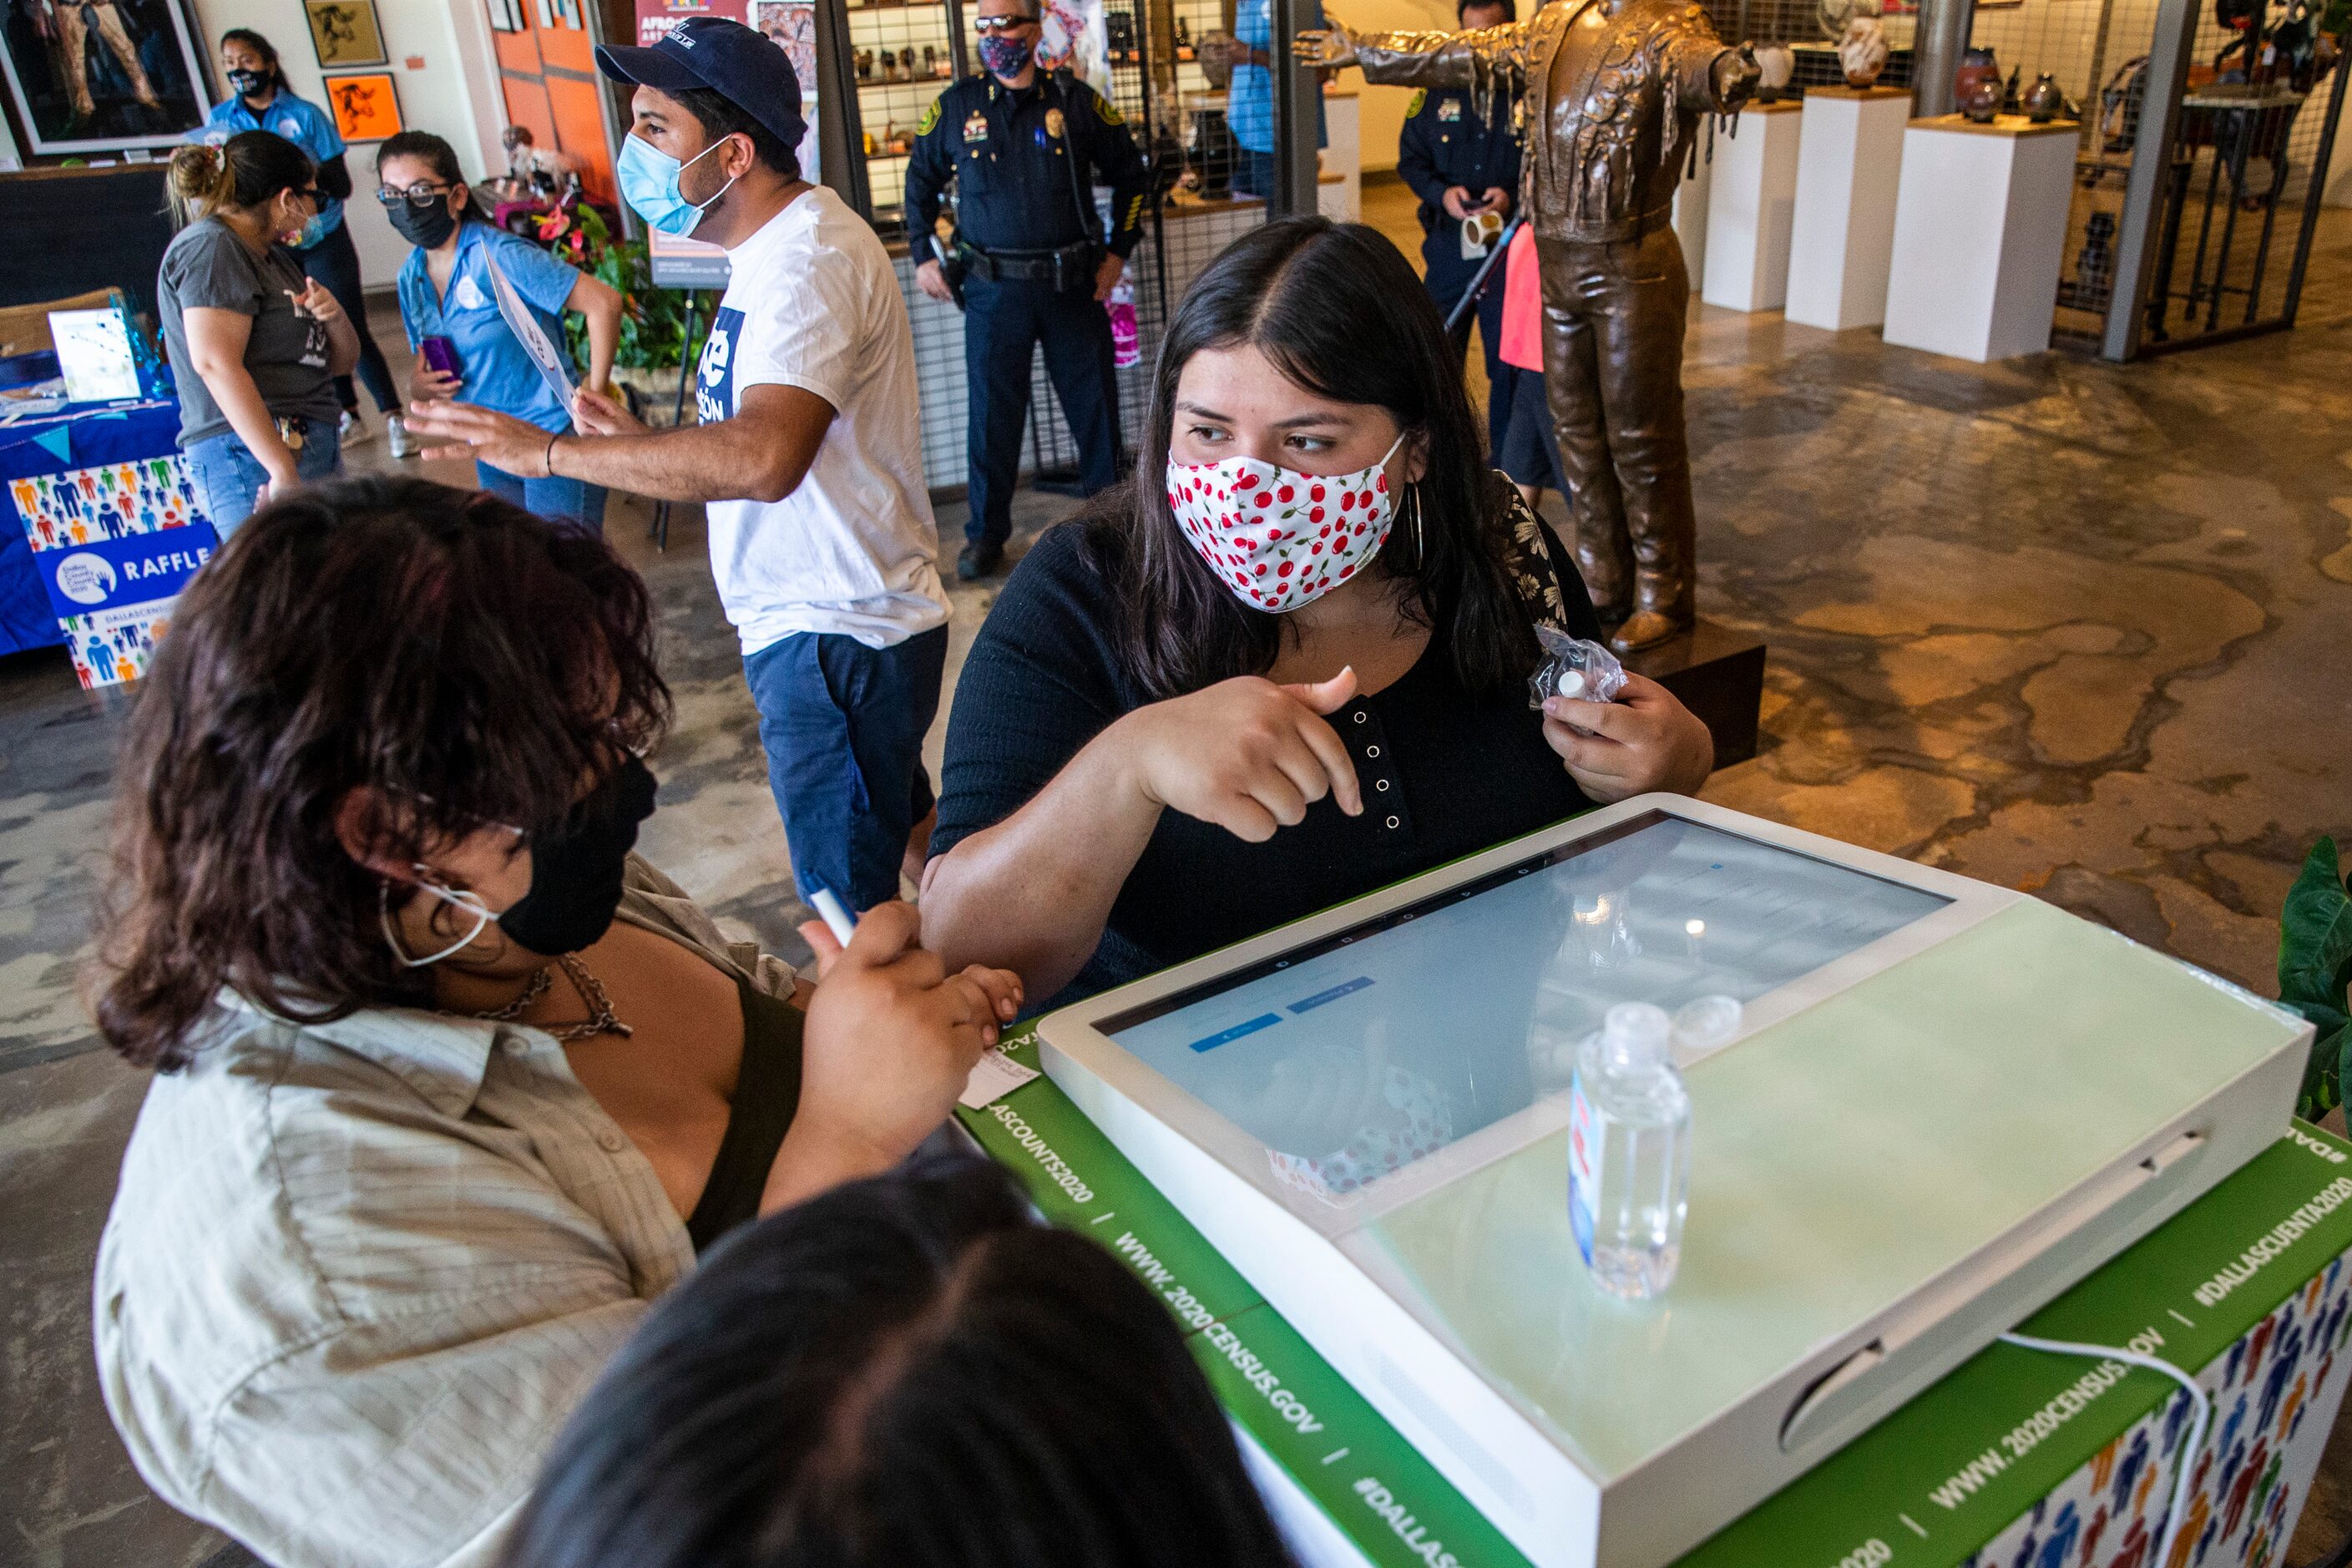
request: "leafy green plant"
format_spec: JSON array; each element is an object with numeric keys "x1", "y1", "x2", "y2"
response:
[
  {"x1": 531, "y1": 203, "x2": 709, "y2": 372},
  {"x1": 2283, "y1": 837, "x2": 2352, "y2": 1119}
]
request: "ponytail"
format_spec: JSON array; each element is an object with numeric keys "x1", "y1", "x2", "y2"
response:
[{"x1": 167, "y1": 130, "x2": 314, "y2": 228}]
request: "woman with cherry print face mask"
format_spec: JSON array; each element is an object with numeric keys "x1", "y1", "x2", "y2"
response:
[{"x1": 922, "y1": 217, "x2": 1715, "y2": 1009}]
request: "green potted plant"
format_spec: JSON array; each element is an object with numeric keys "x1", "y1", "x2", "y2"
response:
[
  {"x1": 2282, "y1": 837, "x2": 2352, "y2": 1121},
  {"x1": 534, "y1": 204, "x2": 710, "y2": 426}
]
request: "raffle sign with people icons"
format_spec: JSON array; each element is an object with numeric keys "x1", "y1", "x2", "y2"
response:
[{"x1": 6, "y1": 453, "x2": 218, "y2": 689}]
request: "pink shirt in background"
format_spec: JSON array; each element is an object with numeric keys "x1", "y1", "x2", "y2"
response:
[{"x1": 1499, "y1": 223, "x2": 1544, "y2": 372}]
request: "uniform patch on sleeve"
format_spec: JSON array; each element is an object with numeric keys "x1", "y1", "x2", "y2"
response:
[
  {"x1": 1093, "y1": 89, "x2": 1125, "y2": 125},
  {"x1": 917, "y1": 97, "x2": 941, "y2": 136},
  {"x1": 1407, "y1": 89, "x2": 1426, "y2": 117}
]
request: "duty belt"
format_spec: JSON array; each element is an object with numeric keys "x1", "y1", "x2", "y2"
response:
[{"x1": 963, "y1": 239, "x2": 1096, "y2": 290}]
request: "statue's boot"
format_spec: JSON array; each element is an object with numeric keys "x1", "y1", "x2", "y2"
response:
[{"x1": 1609, "y1": 506, "x2": 1697, "y2": 653}]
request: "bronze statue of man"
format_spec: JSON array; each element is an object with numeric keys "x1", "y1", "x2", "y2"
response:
[{"x1": 1301, "y1": 5, "x2": 1759, "y2": 650}]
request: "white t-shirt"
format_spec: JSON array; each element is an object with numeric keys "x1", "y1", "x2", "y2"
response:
[{"x1": 697, "y1": 188, "x2": 948, "y2": 654}]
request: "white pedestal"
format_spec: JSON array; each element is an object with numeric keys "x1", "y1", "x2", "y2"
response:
[
  {"x1": 1786, "y1": 87, "x2": 1911, "y2": 331},
  {"x1": 1323, "y1": 89, "x2": 1362, "y2": 223},
  {"x1": 1672, "y1": 137, "x2": 1713, "y2": 291},
  {"x1": 1701, "y1": 99, "x2": 1803, "y2": 312},
  {"x1": 1883, "y1": 114, "x2": 2080, "y2": 362}
]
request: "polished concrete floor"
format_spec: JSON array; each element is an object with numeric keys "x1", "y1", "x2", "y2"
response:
[{"x1": 5, "y1": 185, "x2": 2352, "y2": 1564}]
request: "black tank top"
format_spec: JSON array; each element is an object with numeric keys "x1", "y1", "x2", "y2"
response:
[{"x1": 684, "y1": 977, "x2": 806, "y2": 1254}]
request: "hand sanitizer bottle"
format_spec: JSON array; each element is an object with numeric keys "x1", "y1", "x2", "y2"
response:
[{"x1": 1567, "y1": 1002, "x2": 1692, "y2": 1300}]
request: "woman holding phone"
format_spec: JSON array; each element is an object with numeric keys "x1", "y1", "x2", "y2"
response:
[
  {"x1": 378, "y1": 132, "x2": 622, "y2": 533},
  {"x1": 159, "y1": 131, "x2": 355, "y2": 534}
]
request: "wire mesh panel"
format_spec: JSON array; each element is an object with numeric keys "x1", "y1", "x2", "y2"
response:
[{"x1": 843, "y1": 0, "x2": 964, "y2": 240}]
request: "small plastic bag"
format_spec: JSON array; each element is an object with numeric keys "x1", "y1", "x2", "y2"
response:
[{"x1": 1528, "y1": 625, "x2": 1628, "y2": 711}]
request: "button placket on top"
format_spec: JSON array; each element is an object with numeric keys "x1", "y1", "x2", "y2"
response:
[{"x1": 1344, "y1": 701, "x2": 1413, "y2": 840}]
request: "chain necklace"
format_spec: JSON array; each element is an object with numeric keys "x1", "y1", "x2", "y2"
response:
[{"x1": 470, "y1": 953, "x2": 634, "y2": 1041}]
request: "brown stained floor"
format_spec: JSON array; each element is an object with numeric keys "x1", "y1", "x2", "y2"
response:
[{"x1": 3, "y1": 190, "x2": 2350, "y2": 1563}]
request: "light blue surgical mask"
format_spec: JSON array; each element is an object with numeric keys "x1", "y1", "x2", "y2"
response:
[{"x1": 615, "y1": 133, "x2": 737, "y2": 238}]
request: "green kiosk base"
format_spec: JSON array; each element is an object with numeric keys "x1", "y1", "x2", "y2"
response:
[{"x1": 959, "y1": 1050, "x2": 2352, "y2": 1567}]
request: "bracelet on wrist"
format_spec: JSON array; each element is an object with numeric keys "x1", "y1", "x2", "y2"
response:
[{"x1": 544, "y1": 432, "x2": 560, "y2": 479}]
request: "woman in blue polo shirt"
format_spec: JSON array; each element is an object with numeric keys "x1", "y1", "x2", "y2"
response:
[
  {"x1": 195, "y1": 29, "x2": 402, "y2": 442},
  {"x1": 378, "y1": 132, "x2": 622, "y2": 532}
]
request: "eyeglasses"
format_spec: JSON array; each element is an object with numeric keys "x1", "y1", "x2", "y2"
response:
[
  {"x1": 377, "y1": 183, "x2": 453, "y2": 210},
  {"x1": 291, "y1": 186, "x2": 324, "y2": 205},
  {"x1": 973, "y1": 14, "x2": 1038, "y2": 32}
]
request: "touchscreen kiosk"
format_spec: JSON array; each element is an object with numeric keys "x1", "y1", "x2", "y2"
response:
[{"x1": 1035, "y1": 797, "x2": 2307, "y2": 1568}]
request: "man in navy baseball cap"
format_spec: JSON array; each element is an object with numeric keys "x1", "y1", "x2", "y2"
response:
[
  {"x1": 411, "y1": 16, "x2": 956, "y2": 917},
  {"x1": 595, "y1": 18, "x2": 808, "y2": 157}
]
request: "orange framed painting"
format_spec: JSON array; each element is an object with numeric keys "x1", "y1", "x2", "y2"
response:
[{"x1": 321, "y1": 72, "x2": 403, "y2": 142}]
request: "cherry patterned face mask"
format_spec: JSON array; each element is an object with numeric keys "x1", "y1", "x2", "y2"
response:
[{"x1": 1164, "y1": 432, "x2": 1404, "y2": 613}]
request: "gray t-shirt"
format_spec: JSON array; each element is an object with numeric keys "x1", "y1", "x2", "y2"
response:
[{"x1": 158, "y1": 216, "x2": 341, "y2": 448}]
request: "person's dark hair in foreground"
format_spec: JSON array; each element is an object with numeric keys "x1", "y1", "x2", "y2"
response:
[
  {"x1": 503, "y1": 1158, "x2": 1297, "y2": 1568},
  {"x1": 96, "y1": 475, "x2": 668, "y2": 1070}
]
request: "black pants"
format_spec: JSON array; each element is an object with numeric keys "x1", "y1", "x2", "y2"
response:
[
  {"x1": 1423, "y1": 234, "x2": 1512, "y2": 448},
  {"x1": 962, "y1": 272, "x2": 1119, "y2": 549},
  {"x1": 296, "y1": 221, "x2": 398, "y2": 416}
]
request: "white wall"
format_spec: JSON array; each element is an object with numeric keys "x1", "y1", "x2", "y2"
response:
[
  {"x1": 190, "y1": 0, "x2": 509, "y2": 286},
  {"x1": 1330, "y1": 0, "x2": 1457, "y2": 172}
]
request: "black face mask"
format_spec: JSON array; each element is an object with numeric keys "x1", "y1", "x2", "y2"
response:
[
  {"x1": 498, "y1": 755, "x2": 659, "y2": 957},
  {"x1": 387, "y1": 198, "x2": 459, "y2": 250},
  {"x1": 227, "y1": 68, "x2": 268, "y2": 97}
]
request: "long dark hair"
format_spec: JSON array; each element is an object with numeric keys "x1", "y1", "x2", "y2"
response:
[
  {"x1": 503, "y1": 1158, "x2": 1298, "y2": 1568},
  {"x1": 93, "y1": 478, "x2": 670, "y2": 1070},
  {"x1": 1097, "y1": 216, "x2": 1537, "y2": 700}
]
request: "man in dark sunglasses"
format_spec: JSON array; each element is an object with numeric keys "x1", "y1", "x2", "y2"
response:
[{"x1": 903, "y1": 0, "x2": 1148, "y2": 581}]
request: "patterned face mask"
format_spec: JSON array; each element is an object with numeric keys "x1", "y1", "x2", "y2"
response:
[{"x1": 1164, "y1": 432, "x2": 1404, "y2": 613}]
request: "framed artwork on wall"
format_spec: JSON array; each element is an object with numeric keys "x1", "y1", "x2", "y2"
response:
[
  {"x1": 486, "y1": 0, "x2": 528, "y2": 33},
  {"x1": 321, "y1": 71, "x2": 402, "y2": 141},
  {"x1": 0, "y1": 0, "x2": 214, "y2": 157},
  {"x1": 304, "y1": 2, "x2": 388, "y2": 69}
]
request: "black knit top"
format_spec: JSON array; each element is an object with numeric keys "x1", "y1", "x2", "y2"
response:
[{"x1": 931, "y1": 493, "x2": 1607, "y2": 1008}]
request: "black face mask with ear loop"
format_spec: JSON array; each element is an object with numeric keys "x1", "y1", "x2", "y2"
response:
[
  {"x1": 387, "y1": 198, "x2": 459, "y2": 249},
  {"x1": 496, "y1": 755, "x2": 660, "y2": 957}
]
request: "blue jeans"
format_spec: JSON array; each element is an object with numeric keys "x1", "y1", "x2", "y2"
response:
[
  {"x1": 742, "y1": 625, "x2": 948, "y2": 911},
  {"x1": 185, "y1": 422, "x2": 343, "y2": 538},
  {"x1": 475, "y1": 460, "x2": 608, "y2": 536}
]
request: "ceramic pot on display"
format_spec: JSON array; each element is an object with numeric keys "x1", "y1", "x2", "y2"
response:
[
  {"x1": 1754, "y1": 41, "x2": 1796, "y2": 99},
  {"x1": 1838, "y1": 17, "x2": 1889, "y2": 87},
  {"x1": 2023, "y1": 73, "x2": 2065, "y2": 122},
  {"x1": 1960, "y1": 73, "x2": 2003, "y2": 122},
  {"x1": 1953, "y1": 45, "x2": 2000, "y2": 114}
]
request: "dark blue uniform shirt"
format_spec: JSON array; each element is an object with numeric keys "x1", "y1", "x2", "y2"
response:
[
  {"x1": 904, "y1": 71, "x2": 1149, "y2": 257},
  {"x1": 1396, "y1": 87, "x2": 1523, "y2": 255}
]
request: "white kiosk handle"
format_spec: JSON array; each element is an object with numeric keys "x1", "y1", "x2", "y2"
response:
[{"x1": 1778, "y1": 1129, "x2": 2207, "y2": 1454}]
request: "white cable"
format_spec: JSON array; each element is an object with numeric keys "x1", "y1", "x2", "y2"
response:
[{"x1": 1998, "y1": 1332, "x2": 2209, "y2": 1568}]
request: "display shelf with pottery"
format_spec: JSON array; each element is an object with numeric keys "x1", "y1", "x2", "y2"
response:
[
  {"x1": 1701, "y1": 100, "x2": 1804, "y2": 313},
  {"x1": 1883, "y1": 114, "x2": 2080, "y2": 362},
  {"x1": 1787, "y1": 85, "x2": 1912, "y2": 331},
  {"x1": 1672, "y1": 134, "x2": 1716, "y2": 291}
]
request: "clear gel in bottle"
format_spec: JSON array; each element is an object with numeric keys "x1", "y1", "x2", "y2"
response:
[{"x1": 1567, "y1": 1002, "x2": 1692, "y2": 1301}]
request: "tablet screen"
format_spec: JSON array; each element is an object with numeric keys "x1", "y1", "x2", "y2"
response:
[{"x1": 1100, "y1": 812, "x2": 1947, "y2": 1200}]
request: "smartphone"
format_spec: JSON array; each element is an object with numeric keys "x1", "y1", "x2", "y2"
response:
[{"x1": 421, "y1": 336, "x2": 462, "y2": 380}]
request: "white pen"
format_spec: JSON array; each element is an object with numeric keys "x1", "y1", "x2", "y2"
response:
[{"x1": 808, "y1": 887, "x2": 857, "y2": 948}]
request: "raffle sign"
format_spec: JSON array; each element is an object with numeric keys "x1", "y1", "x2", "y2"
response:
[{"x1": 6, "y1": 451, "x2": 216, "y2": 688}]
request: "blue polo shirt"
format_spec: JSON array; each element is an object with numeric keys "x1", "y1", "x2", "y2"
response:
[
  {"x1": 193, "y1": 91, "x2": 346, "y2": 240},
  {"x1": 1227, "y1": 0, "x2": 1328, "y2": 155},
  {"x1": 394, "y1": 222, "x2": 584, "y2": 436}
]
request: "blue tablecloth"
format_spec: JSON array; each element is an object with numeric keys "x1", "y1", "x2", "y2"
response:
[{"x1": 0, "y1": 401, "x2": 184, "y2": 657}]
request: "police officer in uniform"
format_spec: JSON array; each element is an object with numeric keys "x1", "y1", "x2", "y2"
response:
[
  {"x1": 1395, "y1": 0, "x2": 1521, "y2": 446},
  {"x1": 908, "y1": 0, "x2": 1149, "y2": 579}
]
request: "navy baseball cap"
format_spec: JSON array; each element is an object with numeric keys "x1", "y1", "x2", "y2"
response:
[{"x1": 594, "y1": 18, "x2": 806, "y2": 152}]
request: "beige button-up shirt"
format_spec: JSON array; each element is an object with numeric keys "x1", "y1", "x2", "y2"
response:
[{"x1": 94, "y1": 862, "x2": 797, "y2": 1568}]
